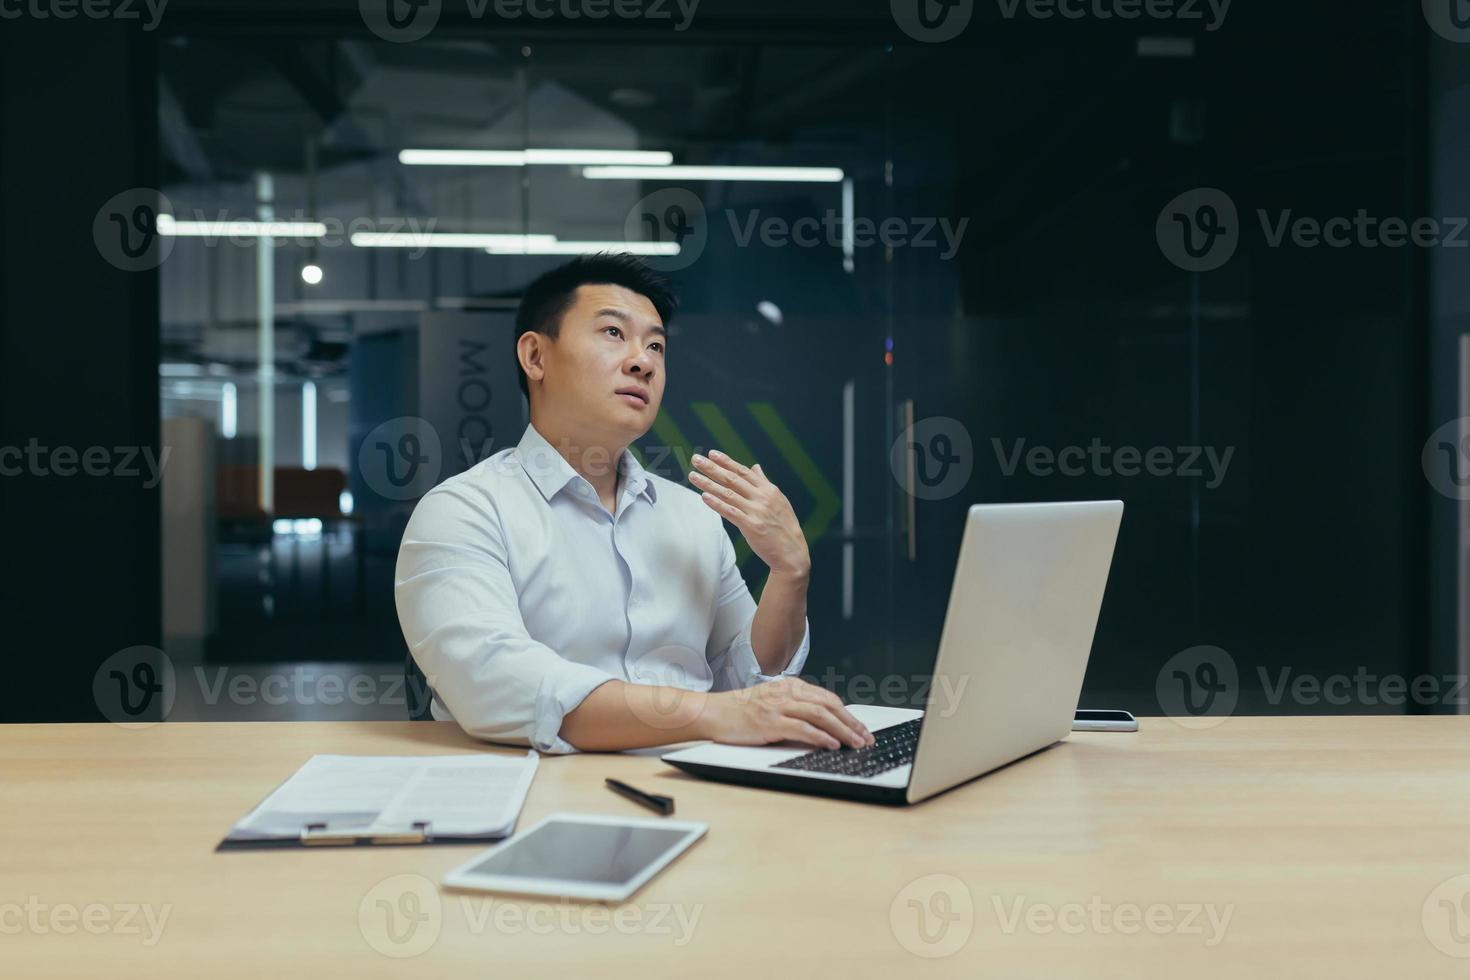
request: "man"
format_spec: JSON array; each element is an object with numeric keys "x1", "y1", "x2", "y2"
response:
[{"x1": 394, "y1": 254, "x2": 874, "y2": 754}]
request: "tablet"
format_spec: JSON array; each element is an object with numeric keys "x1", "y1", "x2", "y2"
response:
[{"x1": 442, "y1": 812, "x2": 708, "y2": 902}]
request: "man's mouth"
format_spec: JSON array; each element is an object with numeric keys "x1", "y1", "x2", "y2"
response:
[{"x1": 615, "y1": 387, "x2": 650, "y2": 407}]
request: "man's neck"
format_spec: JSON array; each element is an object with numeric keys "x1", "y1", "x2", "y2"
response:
[{"x1": 531, "y1": 417, "x2": 626, "y2": 510}]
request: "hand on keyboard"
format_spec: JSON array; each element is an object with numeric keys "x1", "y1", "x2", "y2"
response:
[{"x1": 702, "y1": 677, "x2": 875, "y2": 750}]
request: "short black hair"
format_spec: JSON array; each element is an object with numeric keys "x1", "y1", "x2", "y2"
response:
[{"x1": 513, "y1": 253, "x2": 678, "y2": 400}]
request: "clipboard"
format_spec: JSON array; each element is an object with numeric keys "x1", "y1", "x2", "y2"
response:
[{"x1": 215, "y1": 753, "x2": 538, "y2": 852}]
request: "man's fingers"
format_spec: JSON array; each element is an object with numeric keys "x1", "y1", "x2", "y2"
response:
[
  {"x1": 827, "y1": 699, "x2": 874, "y2": 744},
  {"x1": 782, "y1": 719, "x2": 840, "y2": 750},
  {"x1": 691, "y1": 453, "x2": 758, "y2": 499},
  {"x1": 790, "y1": 702, "x2": 868, "y2": 749},
  {"x1": 697, "y1": 489, "x2": 746, "y2": 524}
]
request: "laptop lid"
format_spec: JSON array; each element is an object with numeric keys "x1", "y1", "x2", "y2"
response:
[{"x1": 906, "y1": 500, "x2": 1123, "y2": 804}]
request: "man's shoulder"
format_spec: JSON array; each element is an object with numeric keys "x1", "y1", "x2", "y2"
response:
[{"x1": 411, "y1": 449, "x2": 529, "y2": 521}]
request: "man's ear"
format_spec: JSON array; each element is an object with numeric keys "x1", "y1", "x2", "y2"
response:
[{"x1": 518, "y1": 331, "x2": 547, "y2": 385}]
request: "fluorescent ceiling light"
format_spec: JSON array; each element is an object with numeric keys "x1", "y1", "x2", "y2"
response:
[
  {"x1": 582, "y1": 165, "x2": 845, "y2": 183},
  {"x1": 485, "y1": 241, "x2": 681, "y2": 256},
  {"x1": 399, "y1": 149, "x2": 674, "y2": 167},
  {"x1": 350, "y1": 232, "x2": 558, "y2": 249},
  {"x1": 156, "y1": 215, "x2": 327, "y2": 237}
]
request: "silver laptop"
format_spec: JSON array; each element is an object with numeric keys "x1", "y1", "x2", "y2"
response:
[{"x1": 662, "y1": 500, "x2": 1124, "y2": 805}]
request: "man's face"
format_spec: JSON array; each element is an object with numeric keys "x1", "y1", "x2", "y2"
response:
[{"x1": 527, "y1": 283, "x2": 667, "y2": 444}]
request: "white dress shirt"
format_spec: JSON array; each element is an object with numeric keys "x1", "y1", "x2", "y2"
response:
[{"x1": 394, "y1": 421, "x2": 811, "y2": 754}]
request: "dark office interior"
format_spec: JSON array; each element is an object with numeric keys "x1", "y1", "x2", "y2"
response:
[{"x1": 0, "y1": 0, "x2": 1461, "y2": 726}]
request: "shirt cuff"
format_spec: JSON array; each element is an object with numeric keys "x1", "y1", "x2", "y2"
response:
[
  {"x1": 531, "y1": 661, "x2": 620, "y2": 755},
  {"x1": 757, "y1": 617, "x2": 811, "y2": 681},
  {"x1": 716, "y1": 616, "x2": 811, "y2": 689}
]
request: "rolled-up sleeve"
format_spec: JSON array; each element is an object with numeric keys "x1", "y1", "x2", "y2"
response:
[
  {"x1": 394, "y1": 487, "x2": 618, "y2": 754},
  {"x1": 705, "y1": 522, "x2": 811, "y2": 691}
]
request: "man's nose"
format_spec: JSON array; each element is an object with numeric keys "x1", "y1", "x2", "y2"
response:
[{"x1": 626, "y1": 349, "x2": 656, "y2": 378}]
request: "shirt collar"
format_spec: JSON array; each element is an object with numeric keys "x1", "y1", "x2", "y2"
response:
[{"x1": 515, "y1": 423, "x2": 658, "y2": 507}]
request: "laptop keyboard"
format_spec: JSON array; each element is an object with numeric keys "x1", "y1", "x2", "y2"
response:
[{"x1": 770, "y1": 718, "x2": 922, "y2": 779}]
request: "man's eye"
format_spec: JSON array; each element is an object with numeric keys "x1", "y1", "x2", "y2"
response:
[
  {"x1": 604, "y1": 326, "x2": 623, "y2": 338},
  {"x1": 650, "y1": 343, "x2": 664, "y2": 354}
]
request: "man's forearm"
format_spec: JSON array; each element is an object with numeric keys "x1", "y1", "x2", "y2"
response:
[
  {"x1": 559, "y1": 680, "x2": 714, "y2": 752},
  {"x1": 750, "y1": 567, "x2": 809, "y2": 675}
]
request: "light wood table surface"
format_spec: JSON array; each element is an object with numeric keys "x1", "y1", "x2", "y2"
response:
[{"x1": 3, "y1": 717, "x2": 1469, "y2": 978}]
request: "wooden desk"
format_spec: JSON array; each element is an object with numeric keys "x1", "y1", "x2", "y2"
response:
[{"x1": 4, "y1": 717, "x2": 1469, "y2": 978}]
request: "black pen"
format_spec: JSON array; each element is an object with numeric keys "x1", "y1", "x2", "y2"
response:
[{"x1": 605, "y1": 778, "x2": 675, "y2": 816}]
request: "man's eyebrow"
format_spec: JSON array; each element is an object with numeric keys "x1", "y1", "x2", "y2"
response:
[{"x1": 594, "y1": 308, "x2": 666, "y2": 338}]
